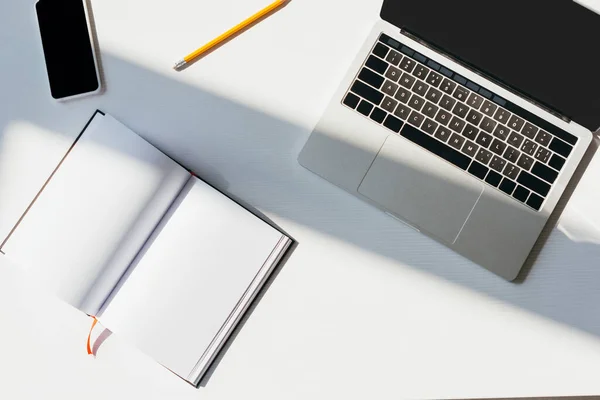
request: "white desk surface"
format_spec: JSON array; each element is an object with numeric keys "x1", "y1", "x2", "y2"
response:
[{"x1": 1, "y1": 1, "x2": 600, "y2": 399}]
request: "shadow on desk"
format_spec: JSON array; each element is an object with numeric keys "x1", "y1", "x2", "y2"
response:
[{"x1": 2, "y1": 46, "x2": 600, "y2": 383}]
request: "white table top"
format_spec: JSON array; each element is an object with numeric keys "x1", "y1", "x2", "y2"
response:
[{"x1": 1, "y1": 0, "x2": 600, "y2": 398}]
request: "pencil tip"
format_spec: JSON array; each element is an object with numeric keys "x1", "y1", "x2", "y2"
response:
[{"x1": 173, "y1": 59, "x2": 187, "y2": 71}]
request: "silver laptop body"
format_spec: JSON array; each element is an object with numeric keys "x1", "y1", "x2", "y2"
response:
[{"x1": 299, "y1": 19, "x2": 593, "y2": 281}]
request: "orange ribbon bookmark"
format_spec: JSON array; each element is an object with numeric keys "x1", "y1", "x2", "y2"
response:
[{"x1": 86, "y1": 316, "x2": 98, "y2": 355}]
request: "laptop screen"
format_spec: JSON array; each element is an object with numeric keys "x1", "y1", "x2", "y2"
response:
[{"x1": 381, "y1": 0, "x2": 600, "y2": 131}]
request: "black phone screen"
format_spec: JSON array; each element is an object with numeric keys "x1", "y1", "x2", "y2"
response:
[{"x1": 36, "y1": 0, "x2": 100, "y2": 99}]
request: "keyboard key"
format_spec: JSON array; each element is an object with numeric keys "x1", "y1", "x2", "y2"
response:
[
  {"x1": 394, "y1": 103, "x2": 411, "y2": 120},
  {"x1": 549, "y1": 137, "x2": 572, "y2": 158},
  {"x1": 468, "y1": 161, "x2": 489, "y2": 179},
  {"x1": 494, "y1": 96, "x2": 506, "y2": 106},
  {"x1": 504, "y1": 146, "x2": 520, "y2": 163},
  {"x1": 425, "y1": 87, "x2": 443, "y2": 104},
  {"x1": 549, "y1": 154, "x2": 566, "y2": 171},
  {"x1": 408, "y1": 94, "x2": 426, "y2": 111},
  {"x1": 485, "y1": 170, "x2": 503, "y2": 187},
  {"x1": 534, "y1": 130, "x2": 552, "y2": 146},
  {"x1": 343, "y1": 93, "x2": 360, "y2": 109},
  {"x1": 499, "y1": 178, "x2": 517, "y2": 195},
  {"x1": 381, "y1": 80, "x2": 399, "y2": 96},
  {"x1": 522, "y1": 122, "x2": 539, "y2": 139},
  {"x1": 534, "y1": 147, "x2": 551, "y2": 163},
  {"x1": 440, "y1": 66, "x2": 453, "y2": 77},
  {"x1": 435, "y1": 126, "x2": 452, "y2": 142},
  {"x1": 527, "y1": 193, "x2": 544, "y2": 211},
  {"x1": 412, "y1": 64, "x2": 430, "y2": 80},
  {"x1": 494, "y1": 96, "x2": 507, "y2": 106},
  {"x1": 493, "y1": 125, "x2": 510, "y2": 141},
  {"x1": 425, "y1": 71, "x2": 443, "y2": 87},
  {"x1": 399, "y1": 73, "x2": 416, "y2": 89},
  {"x1": 475, "y1": 148, "x2": 493, "y2": 165},
  {"x1": 466, "y1": 109, "x2": 483, "y2": 126},
  {"x1": 481, "y1": 100, "x2": 498, "y2": 117},
  {"x1": 422, "y1": 119, "x2": 438, "y2": 135},
  {"x1": 461, "y1": 140, "x2": 479, "y2": 157},
  {"x1": 513, "y1": 186, "x2": 530, "y2": 203},
  {"x1": 449, "y1": 133, "x2": 465, "y2": 150},
  {"x1": 413, "y1": 81, "x2": 430, "y2": 97},
  {"x1": 452, "y1": 102, "x2": 470, "y2": 118},
  {"x1": 531, "y1": 161, "x2": 558, "y2": 183},
  {"x1": 453, "y1": 74, "x2": 467, "y2": 85},
  {"x1": 553, "y1": 128, "x2": 578, "y2": 146},
  {"x1": 475, "y1": 131, "x2": 493, "y2": 148},
  {"x1": 490, "y1": 139, "x2": 507, "y2": 155},
  {"x1": 399, "y1": 57, "x2": 416, "y2": 73},
  {"x1": 440, "y1": 78, "x2": 457, "y2": 94},
  {"x1": 439, "y1": 95, "x2": 456, "y2": 111},
  {"x1": 423, "y1": 102, "x2": 439, "y2": 118},
  {"x1": 400, "y1": 124, "x2": 472, "y2": 170},
  {"x1": 462, "y1": 124, "x2": 479, "y2": 141},
  {"x1": 395, "y1": 87, "x2": 411, "y2": 103},
  {"x1": 351, "y1": 80, "x2": 384, "y2": 105},
  {"x1": 467, "y1": 92, "x2": 484, "y2": 109},
  {"x1": 381, "y1": 96, "x2": 398, "y2": 113},
  {"x1": 400, "y1": 45, "x2": 414, "y2": 57},
  {"x1": 427, "y1": 59, "x2": 440, "y2": 70},
  {"x1": 503, "y1": 163, "x2": 520, "y2": 180},
  {"x1": 521, "y1": 139, "x2": 538, "y2": 156},
  {"x1": 508, "y1": 131, "x2": 524, "y2": 148},
  {"x1": 489, "y1": 155, "x2": 507, "y2": 172},
  {"x1": 413, "y1": 52, "x2": 426, "y2": 63},
  {"x1": 480, "y1": 117, "x2": 497, "y2": 134},
  {"x1": 479, "y1": 88, "x2": 493, "y2": 98},
  {"x1": 357, "y1": 100, "x2": 374, "y2": 116},
  {"x1": 378, "y1": 34, "x2": 394, "y2": 48},
  {"x1": 435, "y1": 109, "x2": 452, "y2": 126},
  {"x1": 518, "y1": 171, "x2": 551, "y2": 197},
  {"x1": 493, "y1": 108, "x2": 511, "y2": 124},
  {"x1": 449, "y1": 116, "x2": 466, "y2": 133},
  {"x1": 383, "y1": 114, "x2": 404, "y2": 133},
  {"x1": 365, "y1": 55, "x2": 388, "y2": 74},
  {"x1": 385, "y1": 49, "x2": 403, "y2": 66},
  {"x1": 408, "y1": 111, "x2": 425, "y2": 127},
  {"x1": 358, "y1": 68, "x2": 385, "y2": 89},
  {"x1": 373, "y1": 42, "x2": 389, "y2": 59},
  {"x1": 370, "y1": 107, "x2": 387, "y2": 123},
  {"x1": 453, "y1": 86, "x2": 469, "y2": 102},
  {"x1": 507, "y1": 115, "x2": 525, "y2": 132},
  {"x1": 466, "y1": 81, "x2": 480, "y2": 92},
  {"x1": 385, "y1": 66, "x2": 402, "y2": 82},
  {"x1": 517, "y1": 154, "x2": 534, "y2": 170}
]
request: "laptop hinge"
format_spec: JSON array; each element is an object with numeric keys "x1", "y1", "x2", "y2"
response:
[{"x1": 399, "y1": 29, "x2": 572, "y2": 125}]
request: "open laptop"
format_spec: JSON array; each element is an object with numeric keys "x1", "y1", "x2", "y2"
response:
[{"x1": 299, "y1": 0, "x2": 600, "y2": 281}]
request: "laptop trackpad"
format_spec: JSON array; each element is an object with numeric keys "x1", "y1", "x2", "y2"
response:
[{"x1": 358, "y1": 136, "x2": 484, "y2": 244}]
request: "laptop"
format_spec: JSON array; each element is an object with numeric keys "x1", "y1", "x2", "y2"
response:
[{"x1": 299, "y1": 0, "x2": 600, "y2": 281}]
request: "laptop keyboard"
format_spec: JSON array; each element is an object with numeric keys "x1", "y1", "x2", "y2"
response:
[{"x1": 342, "y1": 33, "x2": 578, "y2": 211}]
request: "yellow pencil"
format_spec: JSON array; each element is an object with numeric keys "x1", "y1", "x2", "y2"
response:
[{"x1": 173, "y1": 0, "x2": 289, "y2": 70}]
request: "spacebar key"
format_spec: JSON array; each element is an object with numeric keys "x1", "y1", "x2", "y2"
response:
[{"x1": 400, "y1": 124, "x2": 471, "y2": 170}]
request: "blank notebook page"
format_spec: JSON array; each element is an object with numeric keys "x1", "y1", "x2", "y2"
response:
[
  {"x1": 99, "y1": 178, "x2": 284, "y2": 378},
  {"x1": 1, "y1": 114, "x2": 189, "y2": 314}
]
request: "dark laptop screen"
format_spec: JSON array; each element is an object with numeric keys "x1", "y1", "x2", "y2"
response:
[{"x1": 381, "y1": 0, "x2": 600, "y2": 131}]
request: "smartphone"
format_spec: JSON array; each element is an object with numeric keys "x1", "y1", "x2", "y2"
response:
[{"x1": 36, "y1": 0, "x2": 102, "y2": 101}]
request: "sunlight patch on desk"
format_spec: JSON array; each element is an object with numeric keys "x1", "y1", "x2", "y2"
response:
[
  {"x1": 559, "y1": 209, "x2": 600, "y2": 245},
  {"x1": 557, "y1": 147, "x2": 600, "y2": 245},
  {"x1": 0, "y1": 121, "x2": 72, "y2": 240}
]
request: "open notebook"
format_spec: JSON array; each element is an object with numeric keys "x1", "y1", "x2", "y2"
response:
[{"x1": 0, "y1": 111, "x2": 292, "y2": 385}]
